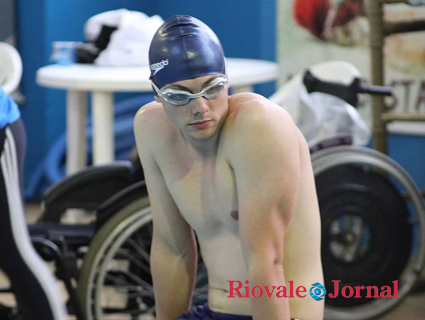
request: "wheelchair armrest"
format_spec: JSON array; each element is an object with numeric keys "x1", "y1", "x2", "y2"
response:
[
  {"x1": 308, "y1": 135, "x2": 353, "y2": 154},
  {"x1": 40, "y1": 161, "x2": 135, "y2": 222}
]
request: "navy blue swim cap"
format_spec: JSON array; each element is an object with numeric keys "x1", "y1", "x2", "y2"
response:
[{"x1": 149, "y1": 15, "x2": 226, "y2": 88}]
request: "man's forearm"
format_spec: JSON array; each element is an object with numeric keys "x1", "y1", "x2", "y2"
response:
[
  {"x1": 151, "y1": 241, "x2": 197, "y2": 320},
  {"x1": 249, "y1": 262, "x2": 291, "y2": 320}
]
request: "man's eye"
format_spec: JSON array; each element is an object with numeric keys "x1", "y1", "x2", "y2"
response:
[
  {"x1": 205, "y1": 84, "x2": 224, "y2": 96},
  {"x1": 169, "y1": 93, "x2": 188, "y2": 101}
]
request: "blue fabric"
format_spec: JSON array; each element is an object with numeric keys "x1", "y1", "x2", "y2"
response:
[
  {"x1": 0, "y1": 86, "x2": 20, "y2": 129},
  {"x1": 174, "y1": 303, "x2": 301, "y2": 320},
  {"x1": 149, "y1": 15, "x2": 226, "y2": 88},
  {"x1": 174, "y1": 303, "x2": 253, "y2": 320}
]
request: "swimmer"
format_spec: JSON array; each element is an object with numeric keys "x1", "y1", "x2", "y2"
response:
[{"x1": 134, "y1": 15, "x2": 324, "y2": 320}]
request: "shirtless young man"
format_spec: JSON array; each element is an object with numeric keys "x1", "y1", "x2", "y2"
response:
[{"x1": 134, "y1": 15, "x2": 324, "y2": 320}]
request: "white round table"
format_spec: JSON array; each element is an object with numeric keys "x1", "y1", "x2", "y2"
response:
[{"x1": 36, "y1": 58, "x2": 278, "y2": 175}]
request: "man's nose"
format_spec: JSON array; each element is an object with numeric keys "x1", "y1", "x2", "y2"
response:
[{"x1": 190, "y1": 97, "x2": 209, "y2": 116}]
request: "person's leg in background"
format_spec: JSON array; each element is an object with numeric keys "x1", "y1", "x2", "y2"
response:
[{"x1": 0, "y1": 119, "x2": 67, "y2": 320}]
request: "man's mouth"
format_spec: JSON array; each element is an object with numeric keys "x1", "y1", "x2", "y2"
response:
[
  {"x1": 189, "y1": 120, "x2": 212, "y2": 125},
  {"x1": 189, "y1": 120, "x2": 213, "y2": 129}
]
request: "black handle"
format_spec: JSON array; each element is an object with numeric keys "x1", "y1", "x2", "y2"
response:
[
  {"x1": 303, "y1": 70, "x2": 393, "y2": 108},
  {"x1": 359, "y1": 83, "x2": 393, "y2": 96},
  {"x1": 303, "y1": 70, "x2": 360, "y2": 107}
]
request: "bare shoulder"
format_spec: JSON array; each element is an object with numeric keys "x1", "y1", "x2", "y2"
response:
[
  {"x1": 226, "y1": 92, "x2": 299, "y2": 141},
  {"x1": 133, "y1": 101, "x2": 175, "y2": 148},
  {"x1": 134, "y1": 101, "x2": 167, "y2": 135}
]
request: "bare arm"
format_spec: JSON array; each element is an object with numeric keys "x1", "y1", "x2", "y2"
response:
[
  {"x1": 134, "y1": 104, "x2": 197, "y2": 320},
  {"x1": 228, "y1": 100, "x2": 301, "y2": 320}
]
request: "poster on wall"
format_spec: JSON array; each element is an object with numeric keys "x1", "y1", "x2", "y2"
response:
[{"x1": 278, "y1": 0, "x2": 425, "y2": 128}]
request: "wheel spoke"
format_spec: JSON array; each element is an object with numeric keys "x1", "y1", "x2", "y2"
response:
[{"x1": 126, "y1": 238, "x2": 151, "y2": 265}]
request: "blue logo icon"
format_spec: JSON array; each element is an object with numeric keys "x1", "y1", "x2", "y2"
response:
[{"x1": 309, "y1": 282, "x2": 326, "y2": 301}]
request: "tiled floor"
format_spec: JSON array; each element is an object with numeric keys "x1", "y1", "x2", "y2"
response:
[{"x1": 1, "y1": 202, "x2": 424, "y2": 320}]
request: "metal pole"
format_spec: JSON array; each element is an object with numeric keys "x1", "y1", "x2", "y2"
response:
[{"x1": 369, "y1": 0, "x2": 388, "y2": 153}]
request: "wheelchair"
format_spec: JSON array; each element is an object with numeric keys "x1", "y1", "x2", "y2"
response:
[
  {"x1": 271, "y1": 61, "x2": 425, "y2": 319},
  {"x1": 0, "y1": 159, "x2": 208, "y2": 320}
]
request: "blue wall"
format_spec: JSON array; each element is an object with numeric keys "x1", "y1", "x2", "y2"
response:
[
  {"x1": 388, "y1": 134, "x2": 425, "y2": 190},
  {"x1": 17, "y1": 0, "x2": 277, "y2": 192}
]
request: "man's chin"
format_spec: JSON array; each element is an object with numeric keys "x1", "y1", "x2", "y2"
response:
[
  {"x1": 189, "y1": 132, "x2": 215, "y2": 141},
  {"x1": 186, "y1": 128, "x2": 216, "y2": 141}
]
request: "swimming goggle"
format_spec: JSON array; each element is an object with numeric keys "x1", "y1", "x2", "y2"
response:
[{"x1": 151, "y1": 75, "x2": 228, "y2": 106}]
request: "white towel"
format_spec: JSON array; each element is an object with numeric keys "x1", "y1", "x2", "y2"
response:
[{"x1": 84, "y1": 9, "x2": 164, "y2": 66}]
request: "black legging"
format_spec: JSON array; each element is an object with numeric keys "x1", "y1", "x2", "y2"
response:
[{"x1": 0, "y1": 118, "x2": 66, "y2": 320}]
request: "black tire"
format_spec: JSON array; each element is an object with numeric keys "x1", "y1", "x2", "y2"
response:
[
  {"x1": 78, "y1": 193, "x2": 208, "y2": 320},
  {"x1": 316, "y1": 164, "x2": 412, "y2": 308}
]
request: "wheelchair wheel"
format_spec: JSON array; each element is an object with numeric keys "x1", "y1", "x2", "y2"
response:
[
  {"x1": 78, "y1": 193, "x2": 208, "y2": 320},
  {"x1": 317, "y1": 164, "x2": 412, "y2": 306},
  {"x1": 312, "y1": 146, "x2": 425, "y2": 320}
]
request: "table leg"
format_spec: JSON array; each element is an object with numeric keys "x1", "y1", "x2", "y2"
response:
[
  {"x1": 232, "y1": 85, "x2": 253, "y2": 94},
  {"x1": 66, "y1": 90, "x2": 87, "y2": 175},
  {"x1": 92, "y1": 92, "x2": 114, "y2": 165},
  {"x1": 66, "y1": 91, "x2": 88, "y2": 223}
]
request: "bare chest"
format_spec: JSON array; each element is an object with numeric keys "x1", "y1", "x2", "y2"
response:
[{"x1": 158, "y1": 155, "x2": 239, "y2": 236}]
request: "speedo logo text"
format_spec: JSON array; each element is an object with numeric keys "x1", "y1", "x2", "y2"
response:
[{"x1": 150, "y1": 59, "x2": 169, "y2": 75}]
